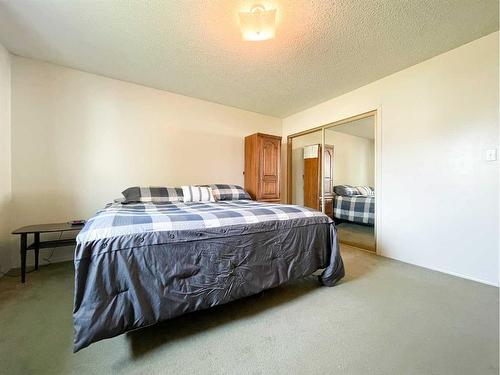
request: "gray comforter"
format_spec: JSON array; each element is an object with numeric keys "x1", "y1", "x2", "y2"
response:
[{"x1": 73, "y1": 200, "x2": 344, "y2": 351}]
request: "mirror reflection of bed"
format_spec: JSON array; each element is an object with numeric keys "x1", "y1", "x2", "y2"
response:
[
  {"x1": 327, "y1": 116, "x2": 375, "y2": 252},
  {"x1": 289, "y1": 114, "x2": 376, "y2": 252}
]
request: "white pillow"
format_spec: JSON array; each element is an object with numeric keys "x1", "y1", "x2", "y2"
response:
[{"x1": 181, "y1": 186, "x2": 216, "y2": 202}]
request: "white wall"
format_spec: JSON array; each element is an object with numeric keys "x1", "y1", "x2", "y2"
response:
[
  {"x1": 0, "y1": 43, "x2": 11, "y2": 274},
  {"x1": 325, "y1": 129, "x2": 374, "y2": 187},
  {"x1": 283, "y1": 32, "x2": 499, "y2": 286},
  {"x1": 10, "y1": 56, "x2": 281, "y2": 265}
]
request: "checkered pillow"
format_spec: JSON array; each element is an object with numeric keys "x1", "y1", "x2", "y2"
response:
[
  {"x1": 122, "y1": 186, "x2": 183, "y2": 203},
  {"x1": 355, "y1": 186, "x2": 374, "y2": 197},
  {"x1": 207, "y1": 184, "x2": 252, "y2": 201},
  {"x1": 181, "y1": 186, "x2": 215, "y2": 202},
  {"x1": 333, "y1": 185, "x2": 360, "y2": 197}
]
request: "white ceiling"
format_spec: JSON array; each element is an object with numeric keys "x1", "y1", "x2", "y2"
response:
[
  {"x1": 327, "y1": 116, "x2": 375, "y2": 140},
  {"x1": 0, "y1": 1, "x2": 497, "y2": 117}
]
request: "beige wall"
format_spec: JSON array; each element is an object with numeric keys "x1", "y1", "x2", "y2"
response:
[
  {"x1": 283, "y1": 32, "x2": 499, "y2": 286},
  {"x1": 325, "y1": 129, "x2": 374, "y2": 187},
  {"x1": 0, "y1": 43, "x2": 11, "y2": 273},
  {"x1": 9, "y1": 56, "x2": 281, "y2": 265},
  {"x1": 0, "y1": 44, "x2": 11, "y2": 272}
]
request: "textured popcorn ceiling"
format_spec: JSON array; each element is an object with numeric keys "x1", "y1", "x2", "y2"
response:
[{"x1": 0, "y1": 0, "x2": 498, "y2": 117}]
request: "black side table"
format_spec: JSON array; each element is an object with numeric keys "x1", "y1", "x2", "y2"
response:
[{"x1": 12, "y1": 223, "x2": 84, "y2": 283}]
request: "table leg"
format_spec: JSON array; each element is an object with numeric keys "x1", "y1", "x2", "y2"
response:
[
  {"x1": 34, "y1": 233, "x2": 40, "y2": 270},
  {"x1": 20, "y1": 233, "x2": 27, "y2": 283}
]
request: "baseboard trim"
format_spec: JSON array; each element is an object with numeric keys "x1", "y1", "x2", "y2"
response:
[
  {"x1": 379, "y1": 253, "x2": 499, "y2": 287},
  {"x1": 4, "y1": 246, "x2": 498, "y2": 288}
]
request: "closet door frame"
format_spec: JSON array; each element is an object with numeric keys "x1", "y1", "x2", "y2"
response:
[{"x1": 286, "y1": 109, "x2": 380, "y2": 253}]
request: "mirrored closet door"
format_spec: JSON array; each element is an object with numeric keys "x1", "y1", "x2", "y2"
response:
[{"x1": 287, "y1": 112, "x2": 376, "y2": 252}]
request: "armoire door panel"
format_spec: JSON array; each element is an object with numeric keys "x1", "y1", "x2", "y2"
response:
[
  {"x1": 244, "y1": 133, "x2": 281, "y2": 201},
  {"x1": 259, "y1": 136, "x2": 281, "y2": 199},
  {"x1": 262, "y1": 180, "x2": 278, "y2": 196},
  {"x1": 261, "y1": 138, "x2": 280, "y2": 178}
]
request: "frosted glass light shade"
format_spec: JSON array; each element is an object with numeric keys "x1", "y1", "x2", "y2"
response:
[{"x1": 238, "y1": 6, "x2": 277, "y2": 41}]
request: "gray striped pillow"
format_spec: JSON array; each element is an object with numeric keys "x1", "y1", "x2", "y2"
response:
[
  {"x1": 333, "y1": 185, "x2": 359, "y2": 197},
  {"x1": 122, "y1": 186, "x2": 183, "y2": 203},
  {"x1": 207, "y1": 184, "x2": 252, "y2": 200},
  {"x1": 181, "y1": 186, "x2": 216, "y2": 202}
]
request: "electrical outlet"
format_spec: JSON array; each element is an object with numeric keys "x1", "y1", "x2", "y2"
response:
[{"x1": 485, "y1": 149, "x2": 497, "y2": 161}]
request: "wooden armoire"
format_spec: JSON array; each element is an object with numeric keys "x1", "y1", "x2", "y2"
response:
[
  {"x1": 303, "y1": 144, "x2": 334, "y2": 218},
  {"x1": 244, "y1": 133, "x2": 282, "y2": 203}
]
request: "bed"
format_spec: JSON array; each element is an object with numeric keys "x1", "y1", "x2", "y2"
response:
[
  {"x1": 333, "y1": 185, "x2": 375, "y2": 226},
  {"x1": 73, "y1": 198, "x2": 345, "y2": 351}
]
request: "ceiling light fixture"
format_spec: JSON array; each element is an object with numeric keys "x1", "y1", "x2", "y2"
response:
[{"x1": 238, "y1": 4, "x2": 277, "y2": 41}]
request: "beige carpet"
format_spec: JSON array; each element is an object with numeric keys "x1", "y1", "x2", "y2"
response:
[
  {"x1": 336, "y1": 223, "x2": 375, "y2": 251},
  {"x1": 0, "y1": 245, "x2": 498, "y2": 375}
]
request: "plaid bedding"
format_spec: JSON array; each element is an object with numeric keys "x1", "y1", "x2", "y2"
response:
[
  {"x1": 77, "y1": 200, "x2": 329, "y2": 243},
  {"x1": 333, "y1": 196, "x2": 374, "y2": 225}
]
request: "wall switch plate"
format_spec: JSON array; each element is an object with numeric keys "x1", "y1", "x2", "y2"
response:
[{"x1": 485, "y1": 149, "x2": 497, "y2": 161}]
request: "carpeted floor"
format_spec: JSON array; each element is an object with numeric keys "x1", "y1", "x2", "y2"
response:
[
  {"x1": 336, "y1": 223, "x2": 375, "y2": 252},
  {"x1": 0, "y1": 245, "x2": 498, "y2": 375}
]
